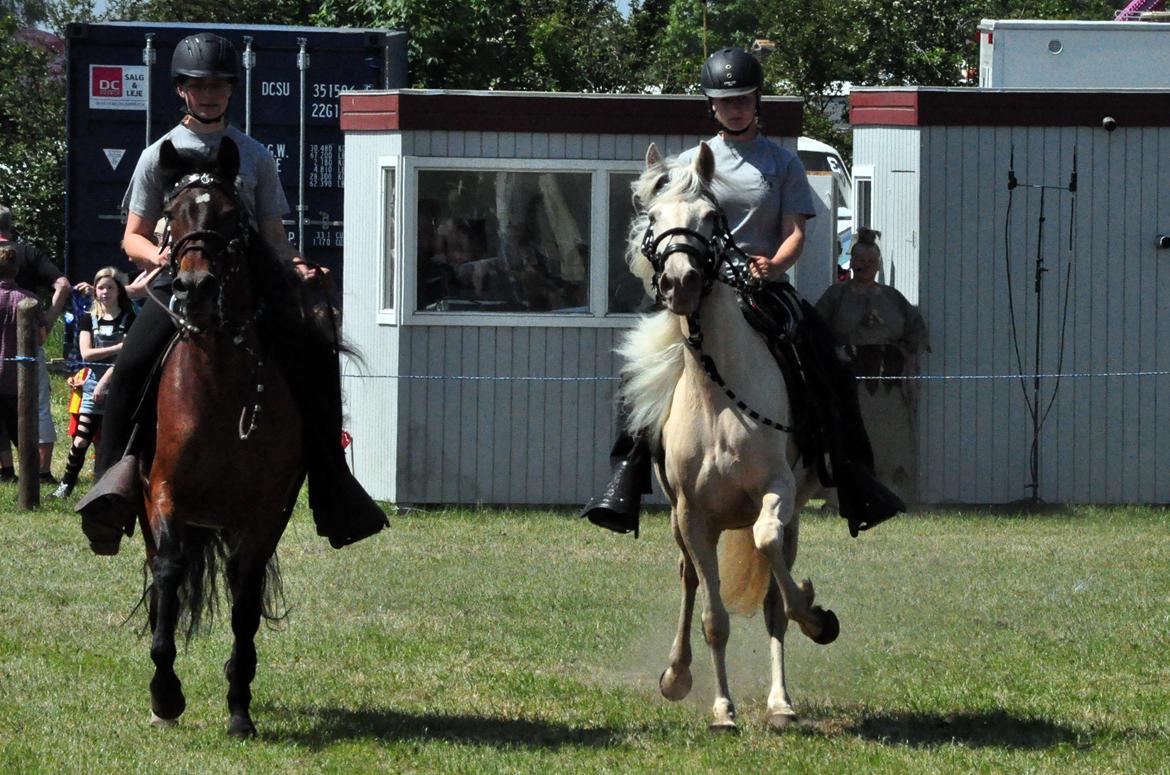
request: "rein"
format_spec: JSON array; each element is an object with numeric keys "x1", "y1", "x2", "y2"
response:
[{"x1": 641, "y1": 208, "x2": 795, "y2": 433}]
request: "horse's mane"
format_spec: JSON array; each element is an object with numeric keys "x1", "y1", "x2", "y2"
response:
[{"x1": 617, "y1": 150, "x2": 724, "y2": 447}]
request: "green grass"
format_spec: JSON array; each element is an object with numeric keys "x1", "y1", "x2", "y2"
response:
[
  {"x1": 0, "y1": 500, "x2": 1167, "y2": 773},
  {"x1": 2, "y1": 327, "x2": 1167, "y2": 772}
]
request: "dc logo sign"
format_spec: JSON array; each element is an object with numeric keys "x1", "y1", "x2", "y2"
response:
[{"x1": 92, "y1": 66, "x2": 124, "y2": 98}]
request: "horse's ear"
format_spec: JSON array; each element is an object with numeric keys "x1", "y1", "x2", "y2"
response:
[
  {"x1": 694, "y1": 141, "x2": 715, "y2": 182},
  {"x1": 216, "y1": 137, "x2": 240, "y2": 182},
  {"x1": 645, "y1": 143, "x2": 664, "y2": 170},
  {"x1": 158, "y1": 140, "x2": 184, "y2": 188}
]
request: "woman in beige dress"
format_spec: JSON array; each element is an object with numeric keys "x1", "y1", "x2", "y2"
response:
[{"x1": 816, "y1": 229, "x2": 930, "y2": 506}]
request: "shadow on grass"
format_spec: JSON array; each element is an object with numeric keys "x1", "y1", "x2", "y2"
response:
[
  {"x1": 259, "y1": 704, "x2": 619, "y2": 750},
  {"x1": 831, "y1": 709, "x2": 1088, "y2": 750}
]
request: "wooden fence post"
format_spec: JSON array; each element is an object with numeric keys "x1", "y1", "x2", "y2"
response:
[{"x1": 17, "y1": 298, "x2": 40, "y2": 509}]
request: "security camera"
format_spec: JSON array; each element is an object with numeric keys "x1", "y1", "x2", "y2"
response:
[
  {"x1": 1157, "y1": 234, "x2": 1170, "y2": 250},
  {"x1": 1102, "y1": 116, "x2": 1117, "y2": 132}
]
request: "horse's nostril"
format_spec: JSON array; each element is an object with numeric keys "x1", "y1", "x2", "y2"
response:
[
  {"x1": 196, "y1": 274, "x2": 218, "y2": 295},
  {"x1": 682, "y1": 269, "x2": 701, "y2": 293},
  {"x1": 659, "y1": 275, "x2": 673, "y2": 293}
]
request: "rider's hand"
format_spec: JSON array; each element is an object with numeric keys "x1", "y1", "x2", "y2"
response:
[
  {"x1": 293, "y1": 258, "x2": 333, "y2": 292},
  {"x1": 748, "y1": 254, "x2": 778, "y2": 281}
]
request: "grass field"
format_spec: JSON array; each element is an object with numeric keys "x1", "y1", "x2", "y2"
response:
[
  {"x1": 0, "y1": 494, "x2": 1167, "y2": 773},
  {"x1": 1, "y1": 330, "x2": 1167, "y2": 772}
]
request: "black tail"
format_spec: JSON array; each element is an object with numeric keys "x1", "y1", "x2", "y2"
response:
[{"x1": 133, "y1": 528, "x2": 288, "y2": 643}]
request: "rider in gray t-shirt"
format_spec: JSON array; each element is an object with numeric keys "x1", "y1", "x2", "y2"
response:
[
  {"x1": 77, "y1": 32, "x2": 386, "y2": 556},
  {"x1": 582, "y1": 46, "x2": 902, "y2": 540}
]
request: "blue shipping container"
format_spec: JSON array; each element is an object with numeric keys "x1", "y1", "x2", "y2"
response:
[{"x1": 65, "y1": 21, "x2": 408, "y2": 292}]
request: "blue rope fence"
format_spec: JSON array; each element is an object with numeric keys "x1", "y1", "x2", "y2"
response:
[{"x1": 337, "y1": 369, "x2": 1170, "y2": 382}]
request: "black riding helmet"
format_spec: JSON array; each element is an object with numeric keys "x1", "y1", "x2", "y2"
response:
[
  {"x1": 171, "y1": 33, "x2": 239, "y2": 84},
  {"x1": 700, "y1": 47, "x2": 764, "y2": 98}
]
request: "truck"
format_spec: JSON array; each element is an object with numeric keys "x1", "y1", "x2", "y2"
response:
[
  {"x1": 977, "y1": 18, "x2": 1170, "y2": 89},
  {"x1": 64, "y1": 22, "x2": 408, "y2": 291}
]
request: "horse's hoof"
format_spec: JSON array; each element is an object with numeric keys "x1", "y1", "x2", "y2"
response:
[
  {"x1": 150, "y1": 712, "x2": 179, "y2": 728},
  {"x1": 767, "y1": 711, "x2": 799, "y2": 731},
  {"x1": 659, "y1": 667, "x2": 693, "y2": 701},
  {"x1": 811, "y1": 607, "x2": 839, "y2": 645},
  {"x1": 708, "y1": 720, "x2": 739, "y2": 734},
  {"x1": 227, "y1": 715, "x2": 256, "y2": 739}
]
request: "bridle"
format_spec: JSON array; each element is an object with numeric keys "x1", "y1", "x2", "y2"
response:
[
  {"x1": 156, "y1": 171, "x2": 252, "y2": 336},
  {"x1": 638, "y1": 193, "x2": 796, "y2": 433},
  {"x1": 155, "y1": 170, "x2": 267, "y2": 440}
]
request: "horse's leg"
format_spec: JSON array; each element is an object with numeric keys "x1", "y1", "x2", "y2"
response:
[
  {"x1": 659, "y1": 509, "x2": 697, "y2": 702},
  {"x1": 223, "y1": 540, "x2": 276, "y2": 739},
  {"x1": 763, "y1": 576, "x2": 797, "y2": 730},
  {"x1": 754, "y1": 479, "x2": 839, "y2": 648},
  {"x1": 679, "y1": 509, "x2": 737, "y2": 732},
  {"x1": 148, "y1": 524, "x2": 187, "y2": 726}
]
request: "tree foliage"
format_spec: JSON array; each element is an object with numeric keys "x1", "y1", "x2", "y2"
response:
[
  {"x1": 0, "y1": 13, "x2": 66, "y2": 262},
  {"x1": 0, "y1": 0, "x2": 1127, "y2": 259}
]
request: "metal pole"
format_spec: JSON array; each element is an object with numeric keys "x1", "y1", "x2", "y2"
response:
[
  {"x1": 242, "y1": 36, "x2": 255, "y2": 135},
  {"x1": 1030, "y1": 187, "x2": 1048, "y2": 504},
  {"x1": 16, "y1": 299, "x2": 39, "y2": 509},
  {"x1": 296, "y1": 37, "x2": 309, "y2": 254},
  {"x1": 382, "y1": 34, "x2": 391, "y2": 88},
  {"x1": 142, "y1": 33, "x2": 156, "y2": 147}
]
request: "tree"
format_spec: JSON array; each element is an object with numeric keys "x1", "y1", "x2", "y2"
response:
[
  {"x1": 0, "y1": 14, "x2": 66, "y2": 263},
  {"x1": 105, "y1": 0, "x2": 320, "y2": 25}
]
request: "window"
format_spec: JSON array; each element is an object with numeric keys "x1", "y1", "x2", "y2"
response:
[
  {"x1": 415, "y1": 169, "x2": 591, "y2": 313},
  {"x1": 382, "y1": 167, "x2": 396, "y2": 311},
  {"x1": 607, "y1": 172, "x2": 644, "y2": 314},
  {"x1": 854, "y1": 175, "x2": 873, "y2": 232}
]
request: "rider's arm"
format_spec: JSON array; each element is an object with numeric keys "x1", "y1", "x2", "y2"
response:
[
  {"x1": 122, "y1": 213, "x2": 168, "y2": 272},
  {"x1": 748, "y1": 214, "x2": 807, "y2": 282}
]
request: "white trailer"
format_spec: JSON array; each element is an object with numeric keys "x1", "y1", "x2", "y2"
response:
[{"x1": 978, "y1": 19, "x2": 1170, "y2": 89}]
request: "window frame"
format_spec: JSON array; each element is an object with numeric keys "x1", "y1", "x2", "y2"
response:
[
  {"x1": 852, "y1": 165, "x2": 875, "y2": 233},
  {"x1": 379, "y1": 156, "x2": 644, "y2": 329},
  {"x1": 378, "y1": 157, "x2": 400, "y2": 317}
]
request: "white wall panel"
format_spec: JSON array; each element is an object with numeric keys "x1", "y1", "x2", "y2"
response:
[{"x1": 859, "y1": 121, "x2": 1170, "y2": 504}]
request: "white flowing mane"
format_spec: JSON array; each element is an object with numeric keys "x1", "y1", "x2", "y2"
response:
[{"x1": 617, "y1": 151, "x2": 724, "y2": 447}]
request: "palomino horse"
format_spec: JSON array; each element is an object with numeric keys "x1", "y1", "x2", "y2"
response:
[
  {"x1": 619, "y1": 142, "x2": 839, "y2": 731},
  {"x1": 142, "y1": 137, "x2": 305, "y2": 737}
]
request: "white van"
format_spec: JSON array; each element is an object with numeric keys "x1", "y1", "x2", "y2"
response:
[{"x1": 798, "y1": 136, "x2": 852, "y2": 272}]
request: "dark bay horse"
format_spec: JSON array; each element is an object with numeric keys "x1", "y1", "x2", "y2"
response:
[{"x1": 143, "y1": 137, "x2": 304, "y2": 738}]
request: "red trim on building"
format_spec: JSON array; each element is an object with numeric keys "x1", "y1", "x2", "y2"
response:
[
  {"x1": 341, "y1": 90, "x2": 805, "y2": 137},
  {"x1": 851, "y1": 89, "x2": 1170, "y2": 127}
]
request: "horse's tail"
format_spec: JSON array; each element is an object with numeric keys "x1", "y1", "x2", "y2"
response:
[
  {"x1": 137, "y1": 529, "x2": 288, "y2": 643},
  {"x1": 718, "y1": 527, "x2": 770, "y2": 617},
  {"x1": 616, "y1": 310, "x2": 686, "y2": 446}
]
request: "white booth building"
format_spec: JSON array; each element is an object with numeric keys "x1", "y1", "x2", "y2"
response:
[
  {"x1": 851, "y1": 88, "x2": 1170, "y2": 504},
  {"x1": 338, "y1": 90, "x2": 836, "y2": 506}
]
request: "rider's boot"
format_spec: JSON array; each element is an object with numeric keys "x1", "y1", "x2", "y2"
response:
[
  {"x1": 75, "y1": 295, "x2": 175, "y2": 555},
  {"x1": 580, "y1": 431, "x2": 651, "y2": 537},
  {"x1": 75, "y1": 453, "x2": 142, "y2": 555},
  {"x1": 280, "y1": 308, "x2": 388, "y2": 549},
  {"x1": 797, "y1": 299, "x2": 905, "y2": 537},
  {"x1": 305, "y1": 445, "x2": 389, "y2": 549}
]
